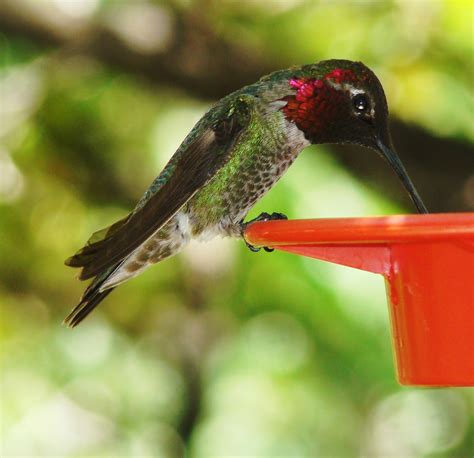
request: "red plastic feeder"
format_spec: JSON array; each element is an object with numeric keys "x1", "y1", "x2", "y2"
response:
[{"x1": 245, "y1": 213, "x2": 474, "y2": 386}]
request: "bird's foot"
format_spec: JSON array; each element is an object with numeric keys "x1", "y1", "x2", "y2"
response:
[
  {"x1": 245, "y1": 212, "x2": 289, "y2": 225},
  {"x1": 241, "y1": 212, "x2": 288, "y2": 253}
]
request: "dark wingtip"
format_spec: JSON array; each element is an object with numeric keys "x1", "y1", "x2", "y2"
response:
[
  {"x1": 65, "y1": 236, "x2": 107, "y2": 267},
  {"x1": 64, "y1": 256, "x2": 76, "y2": 267},
  {"x1": 78, "y1": 267, "x2": 96, "y2": 281},
  {"x1": 64, "y1": 248, "x2": 89, "y2": 268},
  {"x1": 64, "y1": 247, "x2": 102, "y2": 275}
]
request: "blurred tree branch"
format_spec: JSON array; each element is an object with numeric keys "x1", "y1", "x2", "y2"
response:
[
  {"x1": 1, "y1": 0, "x2": 472, "y2": 211},
  {"x1": 0, "y1": 0, "x2": 273, "y2": 97}
]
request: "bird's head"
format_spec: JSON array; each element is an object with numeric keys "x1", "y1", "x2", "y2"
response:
[{"x1": 280, "y1": 59, "x2": 428, "y2": 213}]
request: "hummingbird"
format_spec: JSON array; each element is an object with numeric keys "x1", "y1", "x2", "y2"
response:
[{"x1": 65, "y1": 59, "x2": 428, "y2": 326}]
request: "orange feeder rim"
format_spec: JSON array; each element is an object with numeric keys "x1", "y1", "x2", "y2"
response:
[{"x1": 244, "y1": 212, "x2": 474, "y2": 247}]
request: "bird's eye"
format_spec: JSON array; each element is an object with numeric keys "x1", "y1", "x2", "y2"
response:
[{"x1": 352, "y1": 93, "x2": 370, "y2": 113}]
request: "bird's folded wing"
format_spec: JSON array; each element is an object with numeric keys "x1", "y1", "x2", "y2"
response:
[{"x1": 66, "y1": 97, "x2": 252, "y2": 280}]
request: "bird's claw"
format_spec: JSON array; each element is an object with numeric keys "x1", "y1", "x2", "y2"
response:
[
  {"x1": 241, "y1": 212, "x2": 288, "y2": 253},
  {"x1": 244, "y1": 212, "x2": 288, "y2": 225},
  {"x1": 245, "y1": 241, "x2": 261, "y2": 252}
]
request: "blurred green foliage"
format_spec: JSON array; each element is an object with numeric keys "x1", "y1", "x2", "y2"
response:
[{"x1": 1, "y1": 0, "x2": 473, "y2": 456}]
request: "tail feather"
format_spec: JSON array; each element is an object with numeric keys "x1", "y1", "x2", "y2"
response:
[
  {"x1": 64, "y1": 287, "x2": 114, "y2": 328},
  {"x1": 64, "y1": 266, "x2": 119, "y2": 327}
]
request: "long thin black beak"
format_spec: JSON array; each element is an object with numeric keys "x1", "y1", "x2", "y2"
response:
[{"x1": 376, "y1": 138, "x2": 428, "y2": 214}]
